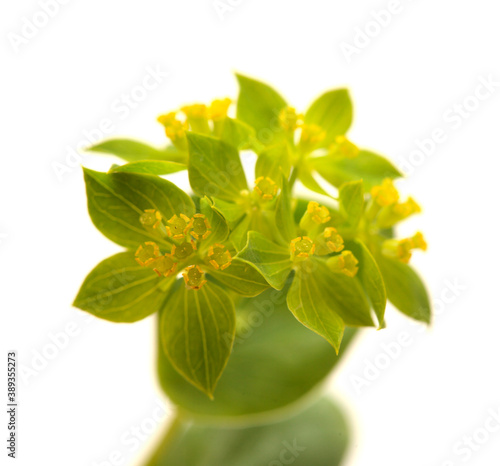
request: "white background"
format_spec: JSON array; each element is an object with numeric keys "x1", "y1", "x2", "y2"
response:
[{"x1": 1, "y1": 1, "x2": 500, "y2": 465}]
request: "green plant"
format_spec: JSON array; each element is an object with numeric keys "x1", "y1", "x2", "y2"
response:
[{"x1": 74, "y1": 75, "x2": 430, "y2": 465}]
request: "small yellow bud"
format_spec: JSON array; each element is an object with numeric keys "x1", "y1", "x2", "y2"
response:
[
  {"x1": 208, "y1": 244, "x2": 232, "y2": 270},
  {"x1": 377, "y1": 196, "x2": 421, "y2": 228},
  {"x1": 149, "y1": 254, "x2": 177, "y2": 277},
  {"x1": 371, "y1": 178, "x2": 399, "y2": 207},
  {"x1": 140, "y1": 209, "x2": 162, "y2": 228},
  {"x1": 208, "y1": 98, "x2": 231, "y2": 120},
  {"x1": 300, "y1": 201, "x2": 331, "y2": 232},
  {"x1": 315, "y1": 227, "x2": 345, "y2": 255},
  {"x1": 190, "y1": 214, "x2": 211, "y2": 240},
  {"x1": 411, "y1": 231, "x2": 427, "y2": 251},
  {"x1": 167, "y1": 214, "x2": 191, "y2": 239},
  {"x1": 135, "y1": 242, "x2": 160, "y2": 266},
  {"x1": 254, "y1": 176, "x2": 278, "y2": 201},
  {"x1": 172, "y1": 240, "x2": 197, "y2": 260},
  {"x1": 290, "y1": 236, "x2": 316, "y2": 260},
  {"x1": 157, "y1": 112, "x2": 188, "y2": 144},
  {"x1": 327, "y1": 251, "x2": 359, "y2": 278},
  {"x1": 382, "y1": 233, "x2": 426, "y2": 263},
  {"x1": 299, "y1": 124, "x2": 326, "y2": 148},
  {"x1": 278, "y1": 107, "x2": 302, "y2": 132},
  {"x1": 393, "y1": 197, "x2": 421, "y2": 217},
  {"x1": 183, "y1": 265, "x2": 207, "y2": 290},
  {"x1": 382, "y1": 238, "x2": 413, "y2": 263},
  {"x1": 329, "y1": 135, "x2": 360, "y2": 159}
]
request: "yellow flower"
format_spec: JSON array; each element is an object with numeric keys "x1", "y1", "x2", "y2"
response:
[
  {"x1": 382, "y1": 232, "x2": 427, "y2": 263},
  {"x1": 314, "y1": 227, "x2": 345, "y2": 255},
  {"x1": 167, "y1": 214, "x2": 191, "y2": 239},
  {"x1": 327, "y1": 251, "x2": 359, "y2": 278},
  {"x1": 208, "y1": 98, "x2": 231, "y2": 120},
  {"x1": 291, "y1": 236, "x2": 316, "y2": 260},
  {"x1": 371, "y1": 178, "x2": 399, "y2": 207},
  {"x1": 183, "y1": 265, "x2": 207, "y2": 290},
  {"x1": 135, "y1": 242, "x2": 160, "y2": 266},
  {"x1": 208, "y1": 244, "x2": 232, "y2": 270},
  {"x1": 254, "y1": 176, "x2": 278, "y2": 201},
  {"x1": 149, "y1": 254, "x2": 177, "y2": 277},
  {"x1": 157, "y1": 112, "x2": 188, "y2": 146},
  {"x1": 190, "y1": 214, "x2": 211, "y2": 240}
]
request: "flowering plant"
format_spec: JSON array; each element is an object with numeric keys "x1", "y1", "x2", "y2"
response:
[{"x1": 74, "y1": 75, "x2": 430, "y2": 465}]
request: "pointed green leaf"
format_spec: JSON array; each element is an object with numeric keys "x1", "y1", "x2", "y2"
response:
[
  {"x1": 377, "y1": 255, "x2": 431, "y2": 323},
  {"x1": 255, "y1": 143, "x2": 291, "y2": 181},
  {"x1": 83, "y1": 168, "x2": 194, "y2": 249},
  {"x1": 146, "y1": 398, "x2": 349, "y2": 466},
  {"x1": 157, "y1": 287, "x2": 357, "y2": 419},
  {"x1": 237, "y1": 232, "x2": 292, "y2": 290},
  {"x1": 236, "y1": 74, "x2": 287, "y2": 146},
  {"x1": 212, "y1": 197, "x2": 246, "y2": 227},
  {"x1": 287, "y1": 270, "x2": 345, "y2": 353},
  {"x1": 219, "y1": 117, "x2": 257, "y2": 151},
  {"x1": 346, "y1": 240, "x2": 387, "y2": 327},
  {"x1": 275, "y1": 176, "x2": 296, "y2": 244},
  {"x1": 160, "y1": 281, "x2": 236, "y2": 397},
  {"x1": 199, "y1": 196, "x2": 229, "y2": 247},
  {"x1": 109, "y1": 160, "x2": 186, "y2": 175},
  {"x1": 313, "y1": 150, "x2": 402, "y2": 190},
  {"x1": 74, "y1": 252, "x2": 171, "y2": 322},
  {"x1": 187, "y1": 132, "x2": 248, "y2": 201},
  {"x1": 339, "y1": 180, "x2": 364, "y2": 227},
  {"x1": 299, "y1": 163, "x2": 334, "y2": 198},
  {"x1": 304, "y1": 89, "x2": 353, "y2": 147},
  {"x1": 87, "y1": 139, "x2": 185, "y2": 163},
  {"x1": 229, "y1": 214, "x2": 252, "y2": 251},
  {"x1": 287, "y1": 258, "x2": 374, "y2": 350},
  {"x1": 209, "y1": 259, "x2": 270, "y2": 297}
]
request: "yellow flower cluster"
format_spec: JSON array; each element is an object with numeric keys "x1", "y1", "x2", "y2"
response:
[{"x1": 134, "y1": 209, "x2": 233, "y2": 290}]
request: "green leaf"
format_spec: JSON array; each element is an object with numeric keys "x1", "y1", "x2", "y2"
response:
[
  {"x1": 236, "y1": 74, "x2": 287, "y2": 146},
  {"x1": 298, "y1": 167, "x2": 334, "y2": 198},
  {"x1": 209, "y1": 259, "x2": 270, "y2": 297},
  {"x1": 287, "y1": 259, "x2": 374, "y2": 351},
  {"x1": 87, "y1": 139, "x2": 184, "y2": 163},
  {"x1": 237, "y1": 232, "x2": 293, "y2": 290},
  {"x1": 275, "y1": 176, "x2": 296, "y2": 244},
  {"x1": 160, "y1": 281, "x2": 236, "y2": 398},
  {"x1": 109, "y1": 160, "x2": 186, "y2": 175},
  {"x1": 199, "y1": 197, "x2": 229, "y2": 247},
  {"x1": 304, "y1": 89, "x2": 353, "y2": 147},
  {"x1": 255, "y1": 143, "x2": 291, "y2": 181},
  {"x1": 83, "y1": 168, "x2": 195, "y2": 249},
  {"x1": 73, "y1": 252, "x2": 171, "y2": 322},
  {"x1": 157, "y1": 287, "x2": 357, "y2": 419},
  {"x1": 220, "y1": 117, "x2": 257, "y2": 151},
  {"x1": 376, "y1": 255, "x2": 431, "y2": 323},
  {"x1": 187, "y1": 132, "x2": 248, "y2": 201},
  {"x1": 212, "y1": 198, "x2": 246, "y2": 227},
  {"x1": 313, "y1": 150, "x2": 402, "y2": 190},
  {"x1": 346, "y1": 240, "x2": 387, "y2": 327},
  {"x1": 339, "y1": 180, "x2": 364, "y2": 227},
  {"x1": 146, "y1": 398, "x2": 349, "y2": 466}
]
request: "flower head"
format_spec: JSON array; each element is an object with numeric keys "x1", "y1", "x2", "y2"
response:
[
  {"x1": 183, "y1": 265, "x2": 207, "y2": 290},
  {"x1": 327, "y1": 251, "x2": 359, "y2": 278},
  {"x1": 371, "y1": 178, "x2": 399, "y2": 207},
  {"x1": 135, "y1": 242, "x2": 160, "y2": 266},
  {"x1": 190, "y1": 214, "x2": 211, "y2": 240},
  {"x1": 208, "y1": 244, "x2": 232, "y2": 270},
  {"x1": 254, "y1": 176, "x2": 278, "y2": 201}
]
